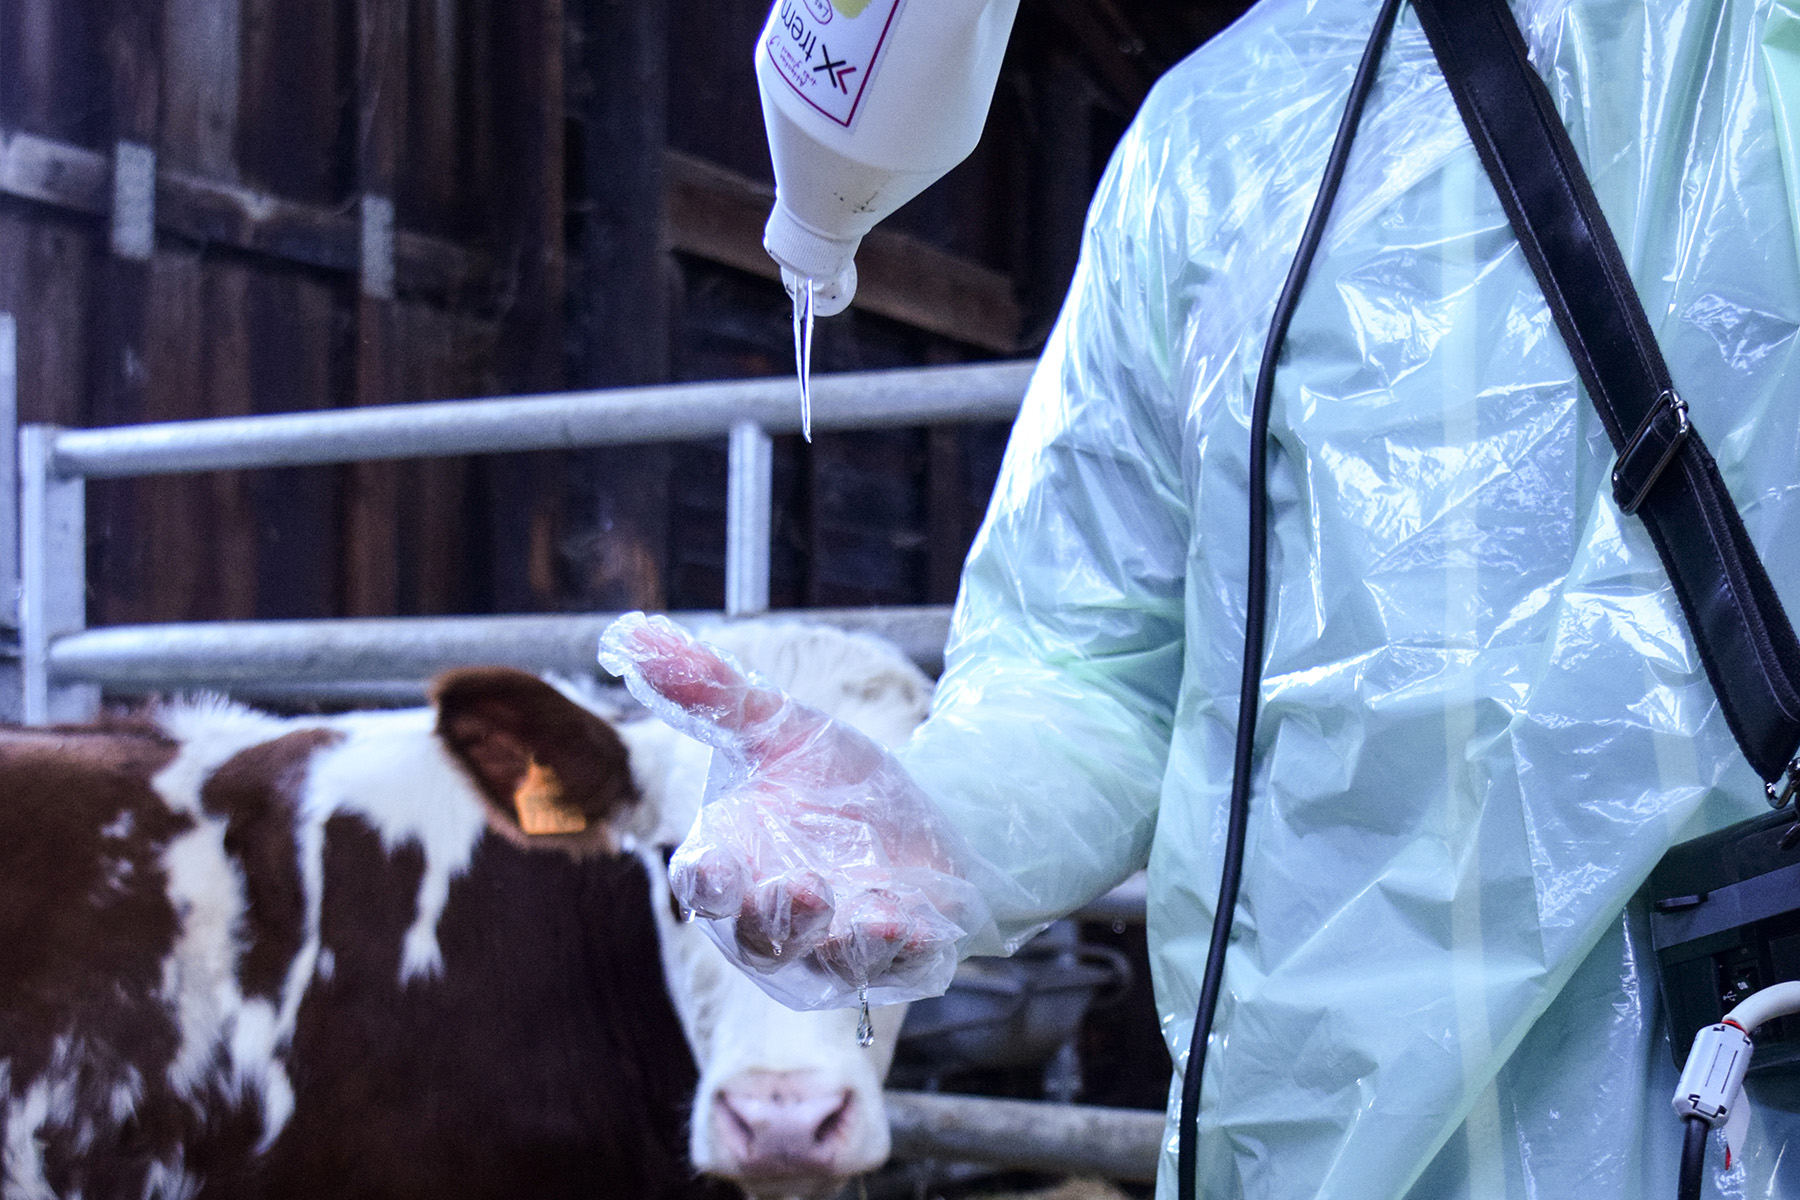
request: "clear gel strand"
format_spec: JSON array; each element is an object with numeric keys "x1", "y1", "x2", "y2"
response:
[
  {"x1": 856, "y1": 982, "x2": 873, "y2": 1048},
  {"x1": 792, "y1": 280, "x2": 815, "y2": 442}
]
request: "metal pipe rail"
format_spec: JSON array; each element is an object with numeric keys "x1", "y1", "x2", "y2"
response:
[
  {"x1": 48, "y1": 360, "x2": 1034, "y2": 478},
  {"x1": 50, "y1": 606, "x2": 957, "y2": 687},
  {"x1": 12, "y1": 356, "x2": 1033, "y2": 722},
  {"x1": 884, "y1": 1091, "x2": 1166, "y2": 1183}
]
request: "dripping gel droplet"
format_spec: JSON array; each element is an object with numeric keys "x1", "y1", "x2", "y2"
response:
[
  {"x1": 856, "y1": 983, "x2": 874, "y2": 1048},
  {"x1": 792, "y1": 279, "x2": 815, "y2": 442}
]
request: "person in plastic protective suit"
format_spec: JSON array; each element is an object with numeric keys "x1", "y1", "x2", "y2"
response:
[{"x1": 600, "y1": 0, "x2": 1800, "y2": 1196}]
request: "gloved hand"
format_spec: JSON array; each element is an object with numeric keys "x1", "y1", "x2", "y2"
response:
[{"x1": 598, "y1": 612, "x2": 993, "y2": 1010}]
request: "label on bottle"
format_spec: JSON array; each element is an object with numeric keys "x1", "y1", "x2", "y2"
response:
[{"x1": 763, "y1": 0, "x2": 904, "y2": 129}]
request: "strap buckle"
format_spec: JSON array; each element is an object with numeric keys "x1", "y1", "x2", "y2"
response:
[
  {"x1": 1612, "y1": 389, "x2": 1691, "y2": 515},
  {"x1": 1766, "y1": 756, "x2": 1800, "y2": 809}
]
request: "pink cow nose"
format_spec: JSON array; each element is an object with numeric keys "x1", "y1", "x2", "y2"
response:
[{"x1": 712, "y1": 1069, "x2": 857, "y2": 1182}]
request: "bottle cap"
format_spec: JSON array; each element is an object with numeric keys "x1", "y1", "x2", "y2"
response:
[{"x1": 764, "y1": 202, "x2": 859, "y2": 316}]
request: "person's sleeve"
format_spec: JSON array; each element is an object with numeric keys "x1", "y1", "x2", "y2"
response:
[{"x1": 897, "y1": 122, "x2": 1193, "y2": 952}]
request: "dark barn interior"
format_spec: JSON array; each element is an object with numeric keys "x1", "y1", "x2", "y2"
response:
[{"x1": 0, "y1": 0, "x2": 1251, "y2": 627}]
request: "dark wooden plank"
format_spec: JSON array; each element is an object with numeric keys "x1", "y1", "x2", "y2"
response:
[
  {"x1": 1024, "y1": 51, "x2": 1094, "y2": 344},
  {"x1": 563, "y1": 0, "x2": 671, "y2": 613},
  {"x1": 481, "y1": 0, "x2": 567, "y2": 614},
  {"x1": 567, "y1": 0, "x2": 668, "y2": 390},
  {"x1": 1, "y1": 0, "x2": 108, "y2": 144},
  {"x1": 247, "y1": 269, "x2": 344, "y2": 620},
  {"x1": 663, "y1": 150, "x2": 1023, "y2": 354},
  {"x1": 926, "y1": 425, "x2": 966, "y2": 605},
  {"x1": 487, "y1": 0, "x2": 562, "y2": 392},
  {"x1": 401, "y1": 0, "x2": 461, "y2": 233},
  {"x1": 344, "y1": 0, "x2": 409, "y2": 617},
  {"x1": 199, "y1": 259, "x2": 262, "y2": 619},
  {"x1": 160, "y1": 0, "x2": 240, "y2": 177},
  {"x1": 156, "y1": 0, "x2": 255, "y2": 621},
  {"x1": 238, "y1": 0, "x2": 346, "y2": 205},
  {"x1": 87, "y1": 0, "x2": 166, "y2": 632},
  {"x1": 90, "y1": 252, "x2": 196, "y2": 627},
  {"x1": 133, "y1": 250, "x2": 210, "y2": 624},
  {"x1": 392, "y1": 298, "x2": 488, "y2": 616},
  {"x1": 106, "y1": 0, "x2": 163, "y2": 145},
  {"x1": 806, "y1": 429, "x2": 927, "y2": 608},
  {"x1": 664, "y1": 0, "x2": 774, "y2": 183},
  {"x1": 1040, "y1": 0, "x2": 1157, "y2": 114},
  {"x1": 344, "y1": 333, "x2": 403, "y2": 619},
  {"x1": 0, "y1": 207, "x2": 97, "y2": 426}
]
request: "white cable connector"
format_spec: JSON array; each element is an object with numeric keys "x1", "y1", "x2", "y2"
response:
[
  {"x1": 1673, "y1": 1021, "x2": 1751, "y2": 1126},
  {"x1": 1672, "y1": 980, "x2": 1800, "y2": 1169}
]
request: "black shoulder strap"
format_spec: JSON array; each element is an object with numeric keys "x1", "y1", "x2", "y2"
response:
[{"x1": 1411, "y1": 0, "x2": 1800, "y2": 792}]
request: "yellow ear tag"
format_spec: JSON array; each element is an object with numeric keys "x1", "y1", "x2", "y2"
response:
[{"x1": 512, "y1": 760, "x2": 587, "y2": 835}]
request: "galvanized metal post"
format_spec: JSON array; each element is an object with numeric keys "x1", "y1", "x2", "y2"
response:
[
  {"x1": 0, "y1": 315, "x2": 19, "y2": 720},
  {"x1": 0, "y1": 314, "x2": 17, "y2": 622},
  {"x1": 725, "y1": 420, "x2": 772, "y2": 616},
  {"x1": 20, "y1": 425, "x2": 96, "y2": 723}
]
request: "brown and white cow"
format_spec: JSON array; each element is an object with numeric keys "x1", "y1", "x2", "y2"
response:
[{"x1": 0, "y1": 620, "x2": 926, "y2": 1200}]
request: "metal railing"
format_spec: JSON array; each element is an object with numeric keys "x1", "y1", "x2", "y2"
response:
[
  {"x1": 2, "y1": 316, "x2": 1170, "y2": 1180},
  {"x1": 10, "y1": 353, "x2": 1033, "y2": 721}
]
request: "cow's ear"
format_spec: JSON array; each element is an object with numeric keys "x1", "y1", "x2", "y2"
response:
[{"x1": 430, "y1": 668, "x2": 639, "y2": 853}]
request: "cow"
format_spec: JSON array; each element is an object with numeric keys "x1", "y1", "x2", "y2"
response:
[
  {"x1": 611, "y1": 620, "x2": 931, "y2": 1199},
  {"x1": 0, "y1": 619, "x2": 928, "y2": 1200}
]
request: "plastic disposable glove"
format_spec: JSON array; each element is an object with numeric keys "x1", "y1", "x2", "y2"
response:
[{"x1": 598, "y1": 612, "x2": 995, "y2": 1010}]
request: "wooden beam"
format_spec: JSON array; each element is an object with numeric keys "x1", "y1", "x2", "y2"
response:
[
  {"x1": 663, "y1": 150, "x2": 1023, "y2": 355},
  {"x1": 0, "y1": 130, "x2": 110, "y2": 214},
  {"x1": 0, "y1": 125, "x2": 484, "y2": 300}
]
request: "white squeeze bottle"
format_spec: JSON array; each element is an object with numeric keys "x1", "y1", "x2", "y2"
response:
[{"x1": 755, "y1": 0, "x2": 1020, "y2": 437}]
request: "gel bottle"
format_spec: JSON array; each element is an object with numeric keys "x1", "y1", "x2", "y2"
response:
[{"x1": 756, "y1": 0, "x2": 1020, "y2": 319}]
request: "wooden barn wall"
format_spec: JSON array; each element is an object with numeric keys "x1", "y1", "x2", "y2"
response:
[
  {"x1": 0, "y1": 0, "x2": 1249, "y2": 632},
  {"x1": 559, "y1": 0, "x2": 1088, "y2": 618},
  {"x1": 0, "y1": 0, "x2": 562, "y2": 628}
]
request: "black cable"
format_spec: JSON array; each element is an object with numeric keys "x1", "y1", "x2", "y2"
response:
[
  {"x1": 1677, "y1": 1114, "x2": 1708, "y2": 1200},
  {"x1": 1175, "y1": 1, "x2": 1406, "y2": 1196}
]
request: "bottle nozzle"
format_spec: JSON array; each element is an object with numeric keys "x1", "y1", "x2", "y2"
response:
[
  {"x1": 780, "y1": 265, "x2": 856, "y2": 317},
  {"x1": 765, "y1": 202, "x2": 860, "y2": 317}
]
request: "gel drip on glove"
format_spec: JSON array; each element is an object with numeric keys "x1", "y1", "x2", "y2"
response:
[{"x1": 598, "y1": 611, "x2": 996, "y2": 1010}]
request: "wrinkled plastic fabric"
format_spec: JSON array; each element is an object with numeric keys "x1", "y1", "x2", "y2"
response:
[
  {"x1": 888, "y1": 0, "x2": 1800, "y2": 1196},
  {"x1": 598, "y1": 612, "x2": 1010, "y2": 1009}
]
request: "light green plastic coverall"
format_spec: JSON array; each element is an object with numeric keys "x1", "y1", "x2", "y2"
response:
[{"x1": 893, "y1": 0, "x2": 1800, "y2": 1195}]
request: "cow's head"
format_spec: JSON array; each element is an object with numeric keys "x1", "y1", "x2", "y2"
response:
[
  {"x1": 613, "y1": 620, "x2": 933, "y2": 1200},
  {"x1": 432, "y1": 667, "x2": 641, "y2": 857}
]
